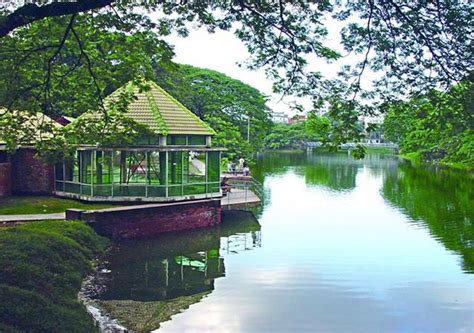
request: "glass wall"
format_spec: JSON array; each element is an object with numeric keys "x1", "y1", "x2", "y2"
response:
[
  {"x1": 167, "y1": 135, "x2": 207, "y2": 146},
  {"x1": 55, "y1": 149, "x2": 221, "y2": 199}
]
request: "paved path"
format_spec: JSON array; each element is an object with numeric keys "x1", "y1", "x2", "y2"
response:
[
  {"x1": 221, "y1": 189, "x2": 261, "y2": 209},
  {"x1": 191, "y1": 157, "x2": 206, "y2": 175},
  {"x1": 0, "y1": 212, "x2": 65, "y2": 223}
]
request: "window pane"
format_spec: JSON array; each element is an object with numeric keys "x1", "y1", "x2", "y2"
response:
[
  {"x1": 168, "y1": 151, "x2": 182, "y2": 196},
  {"x1": 188, "y1": 135, "x2": 206, "y2": 145},
  {"x1": 167, "y1": 135, "x2": 186, "y2": 145},
  {"x1": 207, "y1": 152, "x2": 220, "y2": 192}
]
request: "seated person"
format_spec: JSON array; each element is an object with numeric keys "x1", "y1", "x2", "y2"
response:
[{"x1": 220, "y1": 177, "x2": 232, "y2": 195}]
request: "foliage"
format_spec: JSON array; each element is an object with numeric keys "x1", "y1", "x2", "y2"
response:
[
  {"x1": 305, "y1": 113, "x2": 332, "y2": 143},
  {"x1": 204, "y1": 115, "x2": 252, "y2": 160},
  {"x1": 0, "y1": 1, "x2": 471, "y2": 153},
  {"x1": 155, "y1": 63, "x2": 272, "y2": 158},
  {"x1": 0, "y1": 11, "x2": 171, "y2": 157},
  {"x1": 0, "y1": 220, "x2": 109, "y2": 332},
  {"x1": 0, "y1": 13, "x2": 171, "y2": 117},
  {"x1": 264, "y1": 123, "x2": 308, "y2": 150},
  {"x1": 266, "y1": 110, "x2": 367, "y2": 159},
  {"x1": 383, "y1": 81, "x2": 474, "y2": 167}
]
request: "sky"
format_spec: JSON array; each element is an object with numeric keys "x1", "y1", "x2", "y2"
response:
[{"x1": 162, "y1": 15, "x2": 375, "y2": 117}]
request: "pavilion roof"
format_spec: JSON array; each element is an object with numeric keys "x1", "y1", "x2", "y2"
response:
[
  {"x1": 105, "y1": 80, "x2": 215, "y2": 136},
  {"x1": 0, "y1": 109, "x2": 62, "y2": 145}
]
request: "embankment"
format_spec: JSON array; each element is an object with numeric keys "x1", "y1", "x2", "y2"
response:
[{"x1": 0, "y1": 220, "x2": 109, "y2": 332}]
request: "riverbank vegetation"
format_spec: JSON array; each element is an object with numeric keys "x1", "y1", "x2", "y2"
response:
[
  {"x1": 0, "y1": 220, "x2": 109, "y2": 332},
  {"x1": 0, "y1": 196, "x2": 116, "y2": 215},
  {"x1": 383, "y1": 81, "x2": 473, "y2": 170}
]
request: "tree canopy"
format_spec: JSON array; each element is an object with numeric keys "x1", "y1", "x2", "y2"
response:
[
  {"x1": 0, "y1": 1, "x2": 472, "y2": 155},
  {"x1": 383, "y1": 80, "x2": 474, "y2": 167},
  {"x1": 154, "y1": 63, "x2": 272, "y2": 158}
]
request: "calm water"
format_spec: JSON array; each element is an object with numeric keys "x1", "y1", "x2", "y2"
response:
[{"x1": 99, "y1": 152, "x2": 474, "y2": 332}]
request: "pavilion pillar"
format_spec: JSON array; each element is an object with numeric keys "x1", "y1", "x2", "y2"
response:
[
  {"x1": 120, "y1": 151, "x2": 127, "y2": 184},
  {"x1": 96, "y1": 151, "x2": 103, "y2": 185}
]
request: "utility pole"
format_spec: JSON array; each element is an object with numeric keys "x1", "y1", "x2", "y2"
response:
[{"x1": 247, "y1": 115, "x2": 250, "y2": 142}]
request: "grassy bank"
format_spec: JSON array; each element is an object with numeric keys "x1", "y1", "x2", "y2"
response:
[
  {"x1": 0, "y1": 196, "x2": 116, "y2": 215},
  {"x1": 365, "y1": 146, "x2": 395, "y2": 154},
  {"x1": 399, "y1": 152, "x2": 474, "y2": 172},
  {"x1": 0, "y1": 220, "x2": 109, "y2": 332}
]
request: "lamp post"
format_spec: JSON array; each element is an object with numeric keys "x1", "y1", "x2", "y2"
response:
[{"x1": 247, "y1": 114, "x2": 250, "y2": 142}]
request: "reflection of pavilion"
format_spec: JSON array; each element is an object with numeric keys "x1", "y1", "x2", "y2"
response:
[
  {"x1": 221, "y1": 232, "x2": 262, "y2": 254},
  {"x1": 97, "y1": 212, "x2": 261, "y2": 302}
]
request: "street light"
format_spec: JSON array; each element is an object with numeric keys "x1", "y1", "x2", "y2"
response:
[{"x1": 242, "y1": 114, "x2": 250, "y2": 143}]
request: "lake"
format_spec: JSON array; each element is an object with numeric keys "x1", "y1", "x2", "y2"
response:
[{"x1": 96, "y1": 152, "x2": 474, "y2": 332}]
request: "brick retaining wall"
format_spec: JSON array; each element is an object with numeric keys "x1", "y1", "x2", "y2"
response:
[
  {"x1": 11, "y1": 148, "x2": 54, "y2": 194},
  {"x1": 0, "y1": 163, "x2": 12, "y2": 196},
  {"x1": 67, "y1": 199, "x2": 222, "y2": 240}
]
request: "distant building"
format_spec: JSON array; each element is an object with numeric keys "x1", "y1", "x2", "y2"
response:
[
  {"x1": 0, "y1": 111, "x2": 62, "y2": 196},
  {"x1": 271, "y1": 111, "x2": 289, "y2": 124},
  {"x1": 359, "y1": 115, "x2": 385, "y2": 144},
  {"x1": 288, "y1": 114, "x2": 307, "y2": 125}
]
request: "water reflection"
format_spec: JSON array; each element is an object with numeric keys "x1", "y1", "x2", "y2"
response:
[
  {"x1": 97, "y1": 152, "x2": 474, "y2": 332},
  {"x1": 255, "y1": 151, "x2": 399, "y2": 193},
  {"x1": 303, "y1": 154, "x2": 360, "y2": 192},
  {"x1": 97, "y1": 211, "x2": 261, "y2": 302},
  {"x1": 382, "y1": 160, "x2": 474, "y2": 272}
]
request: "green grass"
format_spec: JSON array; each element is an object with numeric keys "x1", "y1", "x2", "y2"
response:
[
  {"x1": 0, "y1": 220, "x2": 110, "y2": 332},
  {"x1": 0, "y1": 196, "x2": 116, "y2": 215},
  {"x1": 399, "y1": 152, "x2": 474, "y2": 172},
  {"x1": 365, "y1": 146, "x2": 396, "y2": 154}
]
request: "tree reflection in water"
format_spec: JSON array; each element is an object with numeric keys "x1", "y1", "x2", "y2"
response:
[{"x1": 382, "y1": 160, "x2": 474, "y2": 273}]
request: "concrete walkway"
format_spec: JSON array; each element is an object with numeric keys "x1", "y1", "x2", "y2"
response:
[{"x1": 0, "y1": 212, "x2": 65, "y2": 223}]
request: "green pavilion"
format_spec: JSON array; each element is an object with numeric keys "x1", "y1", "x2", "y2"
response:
[{"x1": 54, "y1": 81, "x2": 222, "y2": 202}]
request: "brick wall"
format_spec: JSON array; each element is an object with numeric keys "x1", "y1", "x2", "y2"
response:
[
  {"x1": 0, "y1": 163, "x2": 12, "y2": 197},
  {"x1": 11, "y1": 148, "x2": 54, "y2": 195},
  {"x1": 70, "y1": 199, "x2": 222, "y2": 240}
]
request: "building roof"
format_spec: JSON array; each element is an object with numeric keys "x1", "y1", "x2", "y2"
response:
[
  {"x1": 0, "y1": 109, "x2": 62, "y2": 146},
  {"x1": 106, "y1": 80, "x2": 215, "y2": 136}
]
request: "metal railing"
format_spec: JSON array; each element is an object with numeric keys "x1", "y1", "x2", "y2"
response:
[
  {"x1": 305, "y1": 141, "x2": 398, "y2": 149},
  {"x1": 55, "y1": 180, "x2": 221, "y2": 199},
  {"x1": 222, "y1": 177, "x2": 265, "y2": 209}
]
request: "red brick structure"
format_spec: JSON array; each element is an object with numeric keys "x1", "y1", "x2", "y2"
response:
[
  {"x1": 0, "y1": 162, "x2": 12, "y2": 196},
  {"x1": 11, "y1": 148, "x2": 55, "y2": 195},
  {"x1": 66, "y1": 199, "x2": 222, "y2": 240}
]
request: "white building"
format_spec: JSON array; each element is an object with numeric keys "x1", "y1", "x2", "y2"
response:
[
  {"x1": 271, "y1": 111, "x2": 289, "y2": 124},
  {"x1": 359, "y1": 115, "x2": 385, "y2": 144}
]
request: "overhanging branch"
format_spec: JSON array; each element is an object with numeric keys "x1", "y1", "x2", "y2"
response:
[{"x1": 0, "y1": 0, "x2": 114, "y2": 37}]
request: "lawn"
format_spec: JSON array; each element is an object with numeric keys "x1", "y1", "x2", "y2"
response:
[
  {"x1": 0, "y1": 220, "x2": 109, "y2": 332},
  {"x1": 0, "y1": 196, "x2": 116, "y2": 215}
]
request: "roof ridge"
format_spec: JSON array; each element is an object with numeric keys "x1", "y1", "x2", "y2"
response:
[{"x1": 145, "y1": 89, "x2": 168, "y2": 135}]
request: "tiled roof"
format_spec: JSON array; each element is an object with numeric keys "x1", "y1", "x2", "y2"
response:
[
  {"x1": 105, "y1": 80, "x2": 215, "y2": 136},
  {"x1": 0, "y1": 109, "x2": 62, "y2": 144}
]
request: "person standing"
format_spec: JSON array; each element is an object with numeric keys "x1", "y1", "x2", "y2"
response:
[
  {"x1": 239, "y1": 157, "x2": 245, "y2": 172},
  {"x1": 230, "y1": 161, "x2": 237, "y2": 175}
]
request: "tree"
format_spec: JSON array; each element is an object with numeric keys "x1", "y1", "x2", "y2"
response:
[
  {"x1": 0, "y1": 1, "x2": 471, "y2": 152},
  {"x1": 383, "y1": 80, "x2": 474, "y2": 167},
  {"x1": 264, "y1": 123, "x2": 308, "y2": 150},
  {"x1": 305, "y1": 113, "x2": 332, "y2": 143},
  {"x1": 154, "y1": 63, "x2": 272, "y2": 157}
]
